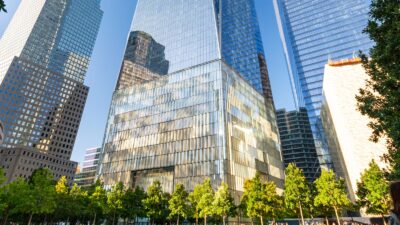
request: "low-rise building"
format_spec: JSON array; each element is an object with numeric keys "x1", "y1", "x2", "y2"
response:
[
  {"x1": 0, "y1": 147, "x2": 77, "y2": 185},
  {"x1": 74, "y1": 147, "x2": 101, "y2": 187}
]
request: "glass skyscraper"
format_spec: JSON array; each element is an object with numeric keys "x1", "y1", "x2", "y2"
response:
[
  {"x1": 0, "y1": 0, "x2": 103, "y2": 183},
  {"x1": 273, "y1": 0, "x2": 373, "y2": 167},
  {"x1": 98, "y1": 0, "x2": 284, "y2": 195}
]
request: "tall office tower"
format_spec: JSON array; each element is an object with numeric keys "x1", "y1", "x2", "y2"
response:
[
  {"x1": 98, "y1": 0, "x2": 284, "y2": 196},
  {"x1": 0, "y1": 0, "x2": 103, "y2": 183},
  {"x1": 273, "y1": 0, "x2": 373, "y2": 168},
  {"x1": 321, "y1": 59, "x2": 387, "y2": 203},
  {"x1": 74, "y1": 147, "x2": 102, "y2": 187},
  {"x1": 276, "y1": 108, "x2": 320, "y2": 181}
]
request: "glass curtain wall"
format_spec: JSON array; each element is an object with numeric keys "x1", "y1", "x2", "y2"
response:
[{"x1": 273, "y1": 0, "x2": 373, "y2": 168}]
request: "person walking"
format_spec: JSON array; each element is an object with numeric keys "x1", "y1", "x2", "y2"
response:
[{"x1": 389, "y1": 181, "x2": 400, "y2": 225}]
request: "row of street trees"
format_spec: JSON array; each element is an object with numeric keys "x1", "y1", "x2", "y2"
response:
[
  {"x1": 285, "y1": 160, "x2": 392, "y2": 225},
  {"x1": 0, "y1": 160, "x2": 391, "y2": 225},
  {"x1": 0, "y1": 168, "x2": 236, "y2": 225}
]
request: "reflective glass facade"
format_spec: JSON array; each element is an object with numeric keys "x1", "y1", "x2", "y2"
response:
[
  {"x1": 0, "y1": 0, "x2": 103, "y2": 83},
  {"x1": 0, "y1": 0, "x2": 103, "y2": 182},
  {"x1": 130, "y1": 0, "x2": 274, "y2": 103},
  {"x1": 99, "y1": 60, "x2": 284, "y2": 195},
  {"x1": 273, "y1": 0, "x2": 373, "y2": 167},
  {"x1": 132, "y1": 0, "x2": 220, "y2": 74},
  {"x1": 220, "y1": 0, "x2": 274, "y2": 103},
  {"x1": 98, "y1": 0, "x2": 282, "y2": 194}
]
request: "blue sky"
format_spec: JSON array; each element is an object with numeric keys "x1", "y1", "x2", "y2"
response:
[{"x1": 0, "y1": 0, "x2": 295, "y2": 164}]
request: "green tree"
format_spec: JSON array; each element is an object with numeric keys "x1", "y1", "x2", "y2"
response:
[
  {"x1": 88, "y1": 184, "x2": 107, "y2": 225},
  {"x1": 20, "y1": 168, "x2": 57, "y2": 225},
  {"x1": 241, "y1": 174, "x2": 281, "y2": 225},
  {"x1": 189, "y1": 182, "x2": 203, "y2": 225},
  {"x1": 197, "y1": 178, "x2": 215, "y2": 225},
  {"x1": 314, "y1": 170, "x2": 351, "y2": 225},
  {"x1": 142, "y1": 181, "x2": 170, "y2": 225},
  {"x1": 356, "y1": 0, "x2": 400, "y2": 179},
  {"x1": 1, "y1": 178, "x2": 30, "y2": 225},
  {"x1": 241, "y1": 175, "x2": 264, "y2": 225},
  {"x1": 69, "y1": 184, "x2": 89, "y2": 223},
  {"x1": 284, "y1": 163, "x2": 311, "y2": 225},
  {"x1": 169, "y1": 183, "x2": 190, "y2": 225},
  {"x1": 262, "y1": 181, "x2": 282, "y2": 223},
  {"x1": 0, "y1": 168, "x2": 5, "y2": 186},
  {"x1": 107, "y1": 182, "x2": 125, "y2": 225},
  {"x1": 53, "y1": 176, "x2": 72, "y2": 222},
  {"x1": 0, "y1": 168, "x2": 7, "y2": 219},
  {"x1": 121, "y1": 186, "x2": 147, "y2": 224},
  {"x1": 356, "y1": 160, "x2": 390, "y2": 225},
  {"x1": 0, "y1": 0, "x2": 5, "y2": 12},
  {"x1": 212, "y1": 182, "x2": 235, "y2": 225}
]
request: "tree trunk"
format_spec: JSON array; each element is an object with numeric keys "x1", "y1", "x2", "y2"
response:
[
  {"x1": 333, "y1": 206, "x2": 341, "y2": 225},
  {"x1": 112, "y1": 210, "x2": 116, "y2": 225},
  {"x1": 2, "y1": 209, "x2": 9, "y2": 225},
  {"x1": 28, "y1": 213, "x2": 34, "y2": 225},
  {"x1": 93, "y1": 213, "x2": 97, "y2": 225},
  {"x1": 382, "y1": 214, "x2": 387, "y2": 225},
  {"x1": 325, "y1": 216, "x2": 329, "y2": 225},
  {"x1": 195, "y1": 216, "x2": 198, "y2": 225},
  {"x1": 204, "y1": 215, "x2": 207, "y2": 225},
  {"x1": 176, "y1": 215, "x2": 180, "y2": 225},
  {"x1": 223, "y1": 216, "x2": 226, "y2": 225},
  {"x1": 260, "y1": 216, "x2": 264, "y2": 225},
  {"x1": 299, "y1": 201, "x2": 305, "y2": 225},
  {"x1": 43, "y1": 215, "x2": 48, "y2": 225}
]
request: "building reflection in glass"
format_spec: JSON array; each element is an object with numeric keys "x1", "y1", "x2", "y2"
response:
[{"x1": 116, "y1": 31, "x2": 169, "y2": 90}]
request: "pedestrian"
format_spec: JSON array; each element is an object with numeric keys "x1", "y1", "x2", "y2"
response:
[{"x1": 389, "y1": 181, "x2": 400, "y2": 225}]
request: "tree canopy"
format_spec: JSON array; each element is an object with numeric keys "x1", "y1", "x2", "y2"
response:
[
  {"x1": 241, "y1": 173, "x2": 281, "y2": 225},
  {"x1": 284, "y1": 163, "x2": 312, "y2": 225},
  {"x1": 212, "y1": 182, "x2": 235, "y2": 225},
  {"x1": 121, "y1": 186, "x2": 147, "y2": 224},
  {"x1": 107, "y1": 182, "x2": 125, "y2": 225},
  {"x1": 169, "y1": 183, "x2": 190, "y2": 225},
  {"x1": 314, "y1": 170, "x2": 351, "y2": 225},
  {"x1": 356, "y1": 160, "x2": 390, "y2": 225},
  {"x1": 142, "y1": 180, "x2": 170, "y2": 225},
  {"x1": 197, "y1": 178, "x2": 215, "y2": 225},
  {"x1": 356, "y1": 0, "x2": 400, "y2": 179}
]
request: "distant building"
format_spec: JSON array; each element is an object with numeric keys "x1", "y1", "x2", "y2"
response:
[
  {"x1": 276, "y1": 108, "x2": 320, "y2": 181},
  {"x1": 74, "y1": 147, "x2": 102, "y2": 187},
  {"x1": 0, "y1": 0, "x2": 103, "y2": 183},
  {"x1": 321, "y1": 58, "x2": 388, "y2": 202}
]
